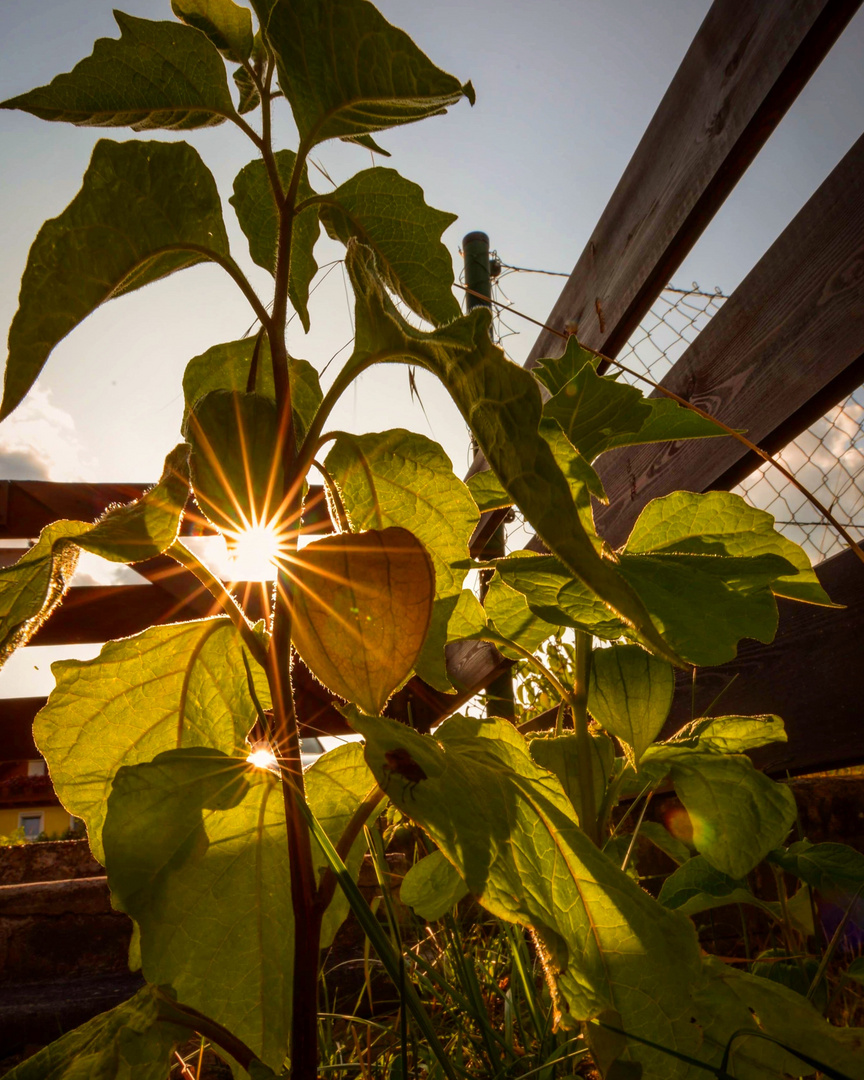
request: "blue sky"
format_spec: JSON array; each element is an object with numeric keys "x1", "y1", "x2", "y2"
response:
[{"x1": 0, "y1": 1, "x2": 862, "y2": 696}]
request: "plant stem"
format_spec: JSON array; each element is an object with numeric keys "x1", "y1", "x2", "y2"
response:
[
  {"x1": 571, "y1": 632, "x2": 599, "y2": 846},
  {"x1": 155, "y1": 990, "x2": 260, "y2": 1073}
]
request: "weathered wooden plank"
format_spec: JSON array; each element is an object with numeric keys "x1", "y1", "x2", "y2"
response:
[
  {"x1": 523, "y1": 0, "x2": 862, "y2": 368},
  {"x1": 665, "y1": 543, "x2": 864, "y2": 776},
  {"x1": 594, "y1": 132, "x2": 864, "y2": 546},
  {"x1": 0, "y1": 481, "x2": 331, "y2": 539}
]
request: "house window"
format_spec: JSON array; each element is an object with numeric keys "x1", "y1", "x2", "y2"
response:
[
  {"x1": 18, "y1": 812, "x2": 44, "y2": 839},
  {"x1": 27, "y1": 759, "x2": 47, "y2": 777}
]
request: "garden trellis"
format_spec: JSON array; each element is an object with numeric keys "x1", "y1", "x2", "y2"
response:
[{"x1": 1, "y1": 0, "x2": 863, "y2": 781}]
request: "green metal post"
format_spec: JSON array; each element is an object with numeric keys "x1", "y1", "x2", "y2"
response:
[{"x1": 462, "y1": 232, "x2": 515, "y2": 722}]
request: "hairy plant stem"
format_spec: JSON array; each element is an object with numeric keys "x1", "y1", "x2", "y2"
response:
[
  {"x1": 155, "y1": 990, "x2": 260, "y2": 1072},
  {"x1": 571, "y1": 631, "x2": 599, "y2": 846},
  {"x1": 263, "y1": 119, "x2": 322, "y2": 1080}
]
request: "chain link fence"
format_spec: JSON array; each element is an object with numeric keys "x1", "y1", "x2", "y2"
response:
[{"x1": 496, "y1": 278, "x2": 863, "y2": 564}]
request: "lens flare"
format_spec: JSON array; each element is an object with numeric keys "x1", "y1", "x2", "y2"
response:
[
  {"x1": 246, "y1": 747, "x2": 279, "y2": 772},
  {"x1": 226, "y1": 522, "x2": 283, "y2": 582}
]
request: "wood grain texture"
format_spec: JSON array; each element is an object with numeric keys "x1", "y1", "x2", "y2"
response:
[
  {"x1": 594, "y1": 133, "x2": 864, "y2": 547},
  {"x1": 522, "y1": 0, "x2": 862, "y2": 368}
]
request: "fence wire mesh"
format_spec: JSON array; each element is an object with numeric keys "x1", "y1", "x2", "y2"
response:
[{"x1": 494, "y1": 276, "x2": 863, "y2": 564}]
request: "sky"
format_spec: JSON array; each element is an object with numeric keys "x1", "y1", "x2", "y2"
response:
[{"x1": 0, "y1": 0, "x2": 862, "y2": 698}]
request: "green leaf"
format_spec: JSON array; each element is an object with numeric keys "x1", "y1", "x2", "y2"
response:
[
  {"x1": 642, "y1": 748, "x2": 796, "y2": 878},
  {"x1": 529, "y1": 731, "x2": 615, "y2": 820},
  {"x1": 319, "y1": 168, "x2": 460, "y2": 326},
  {"x1": 233, "y1": 66, "x2": 261, "y2": 113},
  {"x1": 343, "y1": 132, "x2": 392, "y2": 156},
  {"x1": 466, "y1": 469, "x2": 512, "y2": 513},
  {"x1": 638, "y1": 821, "x2": 692, "y2": 866},
  {"x1": 172, "y1": 0, "x2": 253, "y2": 62},
  {"x1": 182, "y1": 337, "x2": 322, "y2": 444},
  {"x1": 339, "y1": 243, "x2": 681, "y2": 664},
  {"x1": 305, "y1": 742, "x2": 383, "y2": 947},
  {"x1": 2, "y1": 985, "x2": 179, "y2": 1080},
  {"x1": 845, "y1": 957, "x2": 864, "y2": 986},
  {"x1": 0, "y1": 520, "x2": 89, "y2": 666},
  {"x1": 34, "y1": 618, "x2": 266, "y2": 860},
  {"x1": 484, "y1": 575, "x2": 557, "y2": 659},
  {"x1": 400, "y1": 849, "x2": 468, "y2": 920},
  {"x1": 349, "y1": 711, "x2": 710, "y2": 1077},
  {"x1": 75, "y1": 444, "x2": 190, "y2": 564},
  {"x1": 532, "y1": 336, "x2": 600, "y2": 397},
  {"x1": 768, "y1": 841, "x2": 864, "y2": 907},
  {"x1": 626, "y1": 397, "x2": 728, "y2": 447},
  {"x1": 624, "y1": 490, "x2": 835, "y2": 607},
  {"x1": 104, "y1": 749, "x2": 291, "y2": 1070},
  {"x1": 700, "y1": 960, "x2": 864, "y2": 1079},
  {"x1": 658, "y1": 855, "x2": 777, "y2": 919},
  {"x1": 589, "y1": 644, "x2": 674, "y2": 764},
  {"x1": 186, "y1": 390, "x2": 282, "y2": 535},
  {"x1": 288, "y1": 527, "x2": 435, "y2": 714},
  {"x1": 263, "y1": 0, "x2": 473, "y2": 147},
  {"x1": 230, "y1": 152, "x2": 319, "y2": 331},
  {"x1": 325, "y1": 430, "x2": 478, "y2": 603},
  {"x1": 543, "y1": 361, "x2": 651, "y2": 464},
  {"x1": 2, "y1": 139, "x2": 230, "y2": 419},
  {"x1": 669, "y1": 714, "x2": 787, "y2": 754},
  {"x1": 1, "y1": 12, "x2": 236, "y2": 129},
  {"x1": 539, "y1": 418, "x2": 607, "y2": 502},
  {"x1": 750, "y1": 949, "x2": 824, "y2": 1006}
]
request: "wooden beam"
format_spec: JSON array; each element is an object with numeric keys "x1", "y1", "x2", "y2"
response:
[
  {"x1": 665, "y1": 543, "x2": 864, "y2": 776},
  {"x1": 594, "y1": 132, "x2": 864, "y2": 546},
  {"x1": 523, "y1": 0, "x2": 862, "y2": 367}
]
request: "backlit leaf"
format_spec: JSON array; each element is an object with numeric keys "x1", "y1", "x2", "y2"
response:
[
  {"x1": 532, "y1": 336, "x2": 600, "y2": 397},
  {"x1": 186, "y1": 390, "x2": 282, "y2": 534},
  {"x1": 172, "y1": 0, "x2": 253, "y2": 62},
  {"x1": 34, "y1": 618, "x2": 266, "y2": 860},
  {"x1": 104, "y1": 749, "x2": 291, "y2": 1070},
  {"x1": 642, "y1": 747, "x2": 796, "y2": 878},
  {"x1": 350, "y1": 711, "x2": 708, "y2": 1077},
  {"x1": 1, "y1": 12, "x2": 236, "y2": 129},
  {"x1": 230, "y1": 152, "x2": 319, "y2": 331},
  {"x1": 264, "y1": 0, "x2": 473, "y2": 147},
  {"x1": 319, "y1": 168, "x2": 459, "y2": 326},
  {"x1": 400, "y1": 849, "x2": 468, "y2": 921},
  {"x1": 182, "y1": 337, "x2": 322, "y2": 443},
  {"x1": 768, "y1": 841, "x2": 864, "y2": 914},
  {"x1": 484, "y1": 575, "x2": 557, "y2": 659},
  {"x1": 2, "y1": 139, "x2": 230, "y2": 418},
  {"x1": 340, "y1": 243, "x2": 680, "y2": 664},
  {"x1": 466, "y1": 469, "x2": 512, "y2": 513},
  {"x1": 588, "y1": 644, "x2": 673, "y2": 764},
  {"x1": 415, "y1": 588, "x2": 486, "y2": 692},
  {"x1": 529, "y1": 731, "x2": 615, "y2": 820},
  {"x1": 669, "y1": 714, "x2": 787, "y2": 754},
  {"x1": 658, "y1": 855, "x2": 778, "y2": 920},
  {"x1": 288, "y1": 527, "x2": 434, "y2": 714},
  {"x1": 2, "y1": 985, "x2": 179, "y2": 1080}
]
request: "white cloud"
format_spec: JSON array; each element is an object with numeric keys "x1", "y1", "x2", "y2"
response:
[{"x1": 0, "y1": 381, "x2": 96, "y2": 481}]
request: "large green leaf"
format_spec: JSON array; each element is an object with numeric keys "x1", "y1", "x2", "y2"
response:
[
  {"x1": 414, "y1": 588, "x2": 487, "y2": 692},
  {"x1": 340, "y1": 243, "x2": 680, "y2": 664},
  {"x1": 349, "y1": 711, "x2": 710, "y2": 1077},
  {"x1": 0, "y1": 12, "x2": 236, "y2": 129},
  {"x1": 400, "y1": 849, "x2": 468, "y2": 920},
  {"x1": 669, "y1": 714, "x2": 787, "y2": 754},
  {"x1": 588, "y1": 644, "x2": 673, "y2": 764},
  {"x1": 104, "y1": 749, "x2": 291, "y2": 1070},
  {"x1": 2, "y1": 139, "x2": 230, "y2": 418},
  {"x1": 529, "y1": 731, "x2": 615, "y2": 821},
  {"x1": 658, "y1": 855, "x2": 779, "y2": 920},
  {"x1": 466, "y1": 469, "x2": 513, "y2": 513},
  {"x1": 186, "y1": 390, "x2": 282, "y2": 534},
  {"x1": 0, "y1": 520, "x2": 89, "y2": 666},
  {"x1": 319, "y1": 168, "x2": 459, "y2": 326},
  {"x1": 532, "y1": 336, "x2": 600, "y2": 397},
  {"x1": 263, "y1": 0, "x2": 473, "y2": 147},
  {"x1": 182, "y1": 337, "x2": 322, "y2": 443},
  {"x1": 325, "y1": 429, "x2": 478, "y2": 691},
  {"x1": 768, "y1": 841, "x2": 864, "y2": 913},
  {"x1": 641, "y1": 747, "x2": 796, "y2": 878},
  {"x1": 230, "y1": 152, "x2": 320, "y2": 331},
  {"x1": 623, "y1": 490, "x2": 835, "y2": 607},
  {"x1": 288, "y1": 527, "x2": 435, "y2": 714},
  {"x1": 2, "y1": 985, "x2": 180, "y2": 1080},
  {"x1": 484, "y1": 575, "x2": 557, "y2": 659},
  {"x1": 304, "y1": 742, "x2": 383, "y2": 947},
  {"x1": 34, "y1": 618, "x2": 266, "y2": 860},
  {"x1": 171, "y1": 0, "x2": 253, "y2": 62}
]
